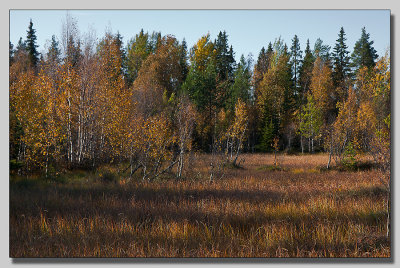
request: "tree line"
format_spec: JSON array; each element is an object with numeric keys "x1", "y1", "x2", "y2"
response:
[{"x1": 9, "y1": 15, "x2": 390, "y2": 180}]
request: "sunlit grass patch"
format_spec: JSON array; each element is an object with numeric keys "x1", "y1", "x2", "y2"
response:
[{"x1": 291, "y1": 168, "x2": 320, "y2": 174}]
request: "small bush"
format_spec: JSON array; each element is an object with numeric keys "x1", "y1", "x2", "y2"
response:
[
  {"x1": 342, "y1": 142, "x2": 357, "y2": 170},
  {"x1": 257, "y1": 165, "x2": 284, "y2": 171}
]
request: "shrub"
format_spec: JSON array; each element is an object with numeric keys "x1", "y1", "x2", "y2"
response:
[{"x1": 342, "y1": 142, "x2": 357, "y2": 170}]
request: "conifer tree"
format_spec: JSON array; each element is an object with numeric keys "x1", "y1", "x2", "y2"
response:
[
  {"x1": 261, "y1": 118, "x2": 275, "y2": 152},
  {"x1": 114, "y1": 31, "x2": 127, "y2": 76},
  {"x1": 179, "y1": 38, "x2": 189, "y2": 82},
  {"x1": 214, "y1": 31, "x2": 235, "y2": 82},
  {"x1": 298, "y1": 39, "x2": 315, "y2": 106},
  {"x1": 47, "y1": 35, "x2": 61, "y2": 64},
  {"x1": 229, "y1": 54, "x2": 252, "y2": 110},
  {"x1": 214, "y1": 31, "x2": 236, "y2": 111},
  {"x1": 313, "y1": 38, "x2": 331, "y2": 63},
  {"x1": 351, "y1": 27, "x2": 378, "y2": 73},
  {"x1": 257, "y1": 40, "x2": 294, "y2": 150},
  {"x1": 332, "y1": 27, "x2": 351, "y2": 103},
  {"x1": 290, "y1": 35, "x2": 302, "y2": 92},
  {"x1": 26, "y1": 19, "x2": 39, "y2": 68},
  {"x1": 253, "y1": 43, "x2": 273, "y2": 102},
  {"x1": 16, "y1": 37, "x2": 26, "y2": 52},
  {"x1": 67, "y1": 36, "x2": 82, "y2": 68},
  {"x1": 126, "y1": 29, "x2": 152, "y2": 85}
]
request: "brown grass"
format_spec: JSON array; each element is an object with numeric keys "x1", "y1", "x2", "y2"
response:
[{"x1": 10, "y1": 153, "x2": 390, "y2": 258}]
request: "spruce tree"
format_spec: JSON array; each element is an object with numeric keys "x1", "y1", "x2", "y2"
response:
[
  {"x1": 214, "y1": 31, "x2": 235, "y2": 82},
  {"x1": 313, "y1": 38, "x2": 331, "y2": 63},
  {"x1": 17, "y1": 37, "x2": 26, "y2": 51},
  {"x1": 47, "y1": 35, "x2": 61, "y2": 64},
  {"x1": 290, "y1": 35, "x2": 302, "y2": 91},
  {"x1": 149, "y1": 31, "x2": 162, "y2": 53},
  {"x1": 66, "y1": 34, "x2": 81, "y2": 68},
  {"x1": 179, "y1": 38, "x2": 189, "y2": 83},
  {"x1": 114, "y1": 31, "x2": 127, "y2": 76},
  {"x1": 26, "y1": 19, "x2": 39, "y2": 68},
  {"x1": 126, "y1": 29, "x2": 152, "y2": 85},
  {"x1": 351, "y1": 27, "x2": 378, "y2": 72},
  {"x1": 229, "y1": 54, "x2": 252, "y2": 110},
  {"x1": 213, "y1": 31, "x2": 236, "y2": 111},
  {"x1": 332, "y1": 27, "x2": 351, "y2": 103},
  {"x1": 281, "y1": 44, "x2": 295, "y2": 129},
  {"x1": 298, "y1": 39, "x2": 315, "y2": 105},
  {"x1": 261, "y1": 118, "x2": 275, "y2": 152},
  {"x1": 253, "y1": 43, "x2": 273, "y2": 99}
]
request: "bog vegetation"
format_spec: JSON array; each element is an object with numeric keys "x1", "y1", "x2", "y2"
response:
[
  {"x1": 9, "y1": 15, "x2": 390, "y2": 257},
  {"x1": 10, "y1": 154, "x2": 390, "y2": 257}
]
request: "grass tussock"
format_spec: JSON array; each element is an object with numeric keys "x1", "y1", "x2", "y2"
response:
[{"x1": 10, "y1": 153, "x2": 390, "y2": 258}]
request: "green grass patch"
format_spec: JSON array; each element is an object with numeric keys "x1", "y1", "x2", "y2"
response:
[{"x1": 257, "y1": 165, "x2": 286, "y2": 171}]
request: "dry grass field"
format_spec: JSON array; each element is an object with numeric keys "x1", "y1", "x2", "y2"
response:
[{"x1": 10, "y1": 153, "x2": 390, "y2": 258}]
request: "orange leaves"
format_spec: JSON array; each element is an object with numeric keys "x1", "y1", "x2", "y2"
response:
[
  {"x1": 357, "y1": 101, "x2": 377, "y2": 133},
  {"x1": 227, "y1": 99, "x2": 248, "y2": 141},
  {"x1": 10, "y1": 67, "x2": 67, "y2": 170},
  {"x1": 191, "y1": 34, "x2": 215, "y2": 72},
  {"x1": 132, "y1": 35, "x2": 184, "y2": 117},
  {"x1": 310, "y1": 56, "x2": 334, "y2": 115}
]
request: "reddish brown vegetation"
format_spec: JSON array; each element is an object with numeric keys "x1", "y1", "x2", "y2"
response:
[{"x1": 10, "y1": 154, "x2": 389, "y2": 257}]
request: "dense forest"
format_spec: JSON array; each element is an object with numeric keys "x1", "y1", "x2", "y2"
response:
[{"x1": 9, "y1": 15, "x2": 390, "y2": 181}]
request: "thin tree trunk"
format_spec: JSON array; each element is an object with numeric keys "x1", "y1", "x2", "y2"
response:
[
  {"x1": 67, "y1": 96, "x2": 73, "y2": 165},
  {"x1": 327, "y1": 138, "x2": 333, "y2": 169},
  {"x1": 386, "y1": 189, "x2": 390, "y2": 238},
  {"x1": 233, "y1": 123, "x2": 248, "y2": 166},
  {"x1": 77, "y1": 112, "x2": 82, "y2": 163},
  {"x1": 177, "y1": 147, "x2": 184, "y2": 179},
  {"x1": 311, "y1": 137, "x2": 314, "y2": 154},
  {"x1": 45, "y1": 148, "x2": 49, "y2": 179}
]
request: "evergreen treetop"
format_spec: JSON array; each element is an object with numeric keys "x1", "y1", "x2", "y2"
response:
[
  {"x1": 351, "y1": 27, "x2": 378, "y2": 72},
  {"x1": 26, "y1": 19, "x2": 39, "y2": 68}
]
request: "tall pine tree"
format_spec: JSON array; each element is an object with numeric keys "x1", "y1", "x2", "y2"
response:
[
  {"x1": 26, "y1": 19, "x2": 39, "y2": 68},
  {"x1": 47, "y1": 35, "x2": 61, "y2": 64},
  {"x1": 332, "y1": 27, "x2": 351, "y2": 104},
  {"x1": 298, "y1": 39, "x2": 315, "y2": 107},
  {"x1": 253, "y1": 43, "x2": 273, "y2": 101},
  {"x1": 114, "y1": 31, "x2": 127, "y2": 77},
  {"x1": 126, "y1": 29, "x2": 152, "y2": 85},
  {"x1": 290, "y1": 35, "x2": 302, "y2": 92},
  {"x1": 178, "y1": 38, "x2": 189, "y2": 84},
  {"x1": 214, "y1": 31, "x2": 235, "y2": 82},
  {"x1": 351, "y1": 27, "x2": 378, "y2": 73},
  {"x1": 228, "y1": 54, "x2": 252, "y2": 110},
  {"x1": 313, "y1": 38, "x2": 331, "y2": 63}
]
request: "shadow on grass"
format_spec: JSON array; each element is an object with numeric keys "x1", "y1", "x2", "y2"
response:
[
  {"x1": 10, "y1": 181, "x2": 388, "y2": 228},
  {"x1": 318, "y1": 161, "x2": 380, "y2": 173}
]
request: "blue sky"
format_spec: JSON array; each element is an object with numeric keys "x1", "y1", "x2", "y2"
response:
[{"x1": 10, "y1": 10, "x2": 390, "y2": 62}]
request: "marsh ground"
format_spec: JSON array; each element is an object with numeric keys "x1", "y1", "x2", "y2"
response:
[{"x1": 10, "y1": 153, "x2": 390, "y2": 257}]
